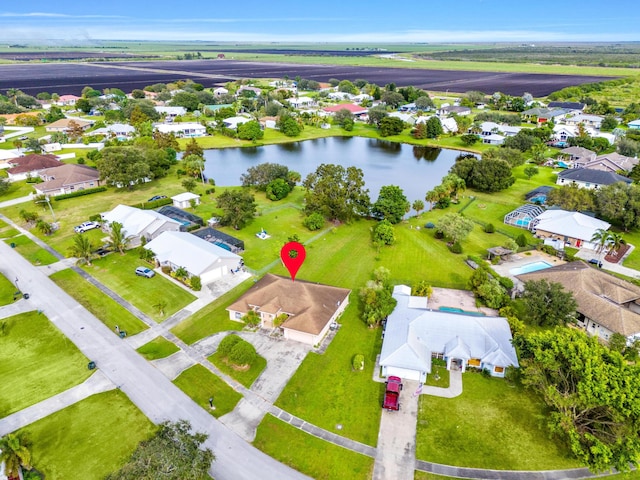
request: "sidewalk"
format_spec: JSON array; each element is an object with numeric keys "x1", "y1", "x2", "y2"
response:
[{"x1": 0, "y1": 194, "x2": 33, "y2": 209}]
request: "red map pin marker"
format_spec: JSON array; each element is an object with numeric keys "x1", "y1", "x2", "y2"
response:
[{"x1": 280, "y1": 241, "x2": 306, "y2": 281}]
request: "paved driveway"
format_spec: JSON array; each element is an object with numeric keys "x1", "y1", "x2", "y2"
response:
[{"x1": 373, "y1": 379, "x2": 420, "y2": 480}]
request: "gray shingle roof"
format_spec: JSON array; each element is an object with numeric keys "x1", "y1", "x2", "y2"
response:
[{"x1": 558, "y1": 168, "x2": 632, "y2": 185}]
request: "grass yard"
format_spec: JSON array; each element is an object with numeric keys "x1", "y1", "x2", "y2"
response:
[
  {"x1": 171, "y1": 279, "x2": 250, "y2": 344},
  {"x1": 0, "y1": 311, "x2": 92, "y2": 417},
  {"x1": 276, "y1": 305, "x2": 384, "y2": 446},
  {"x1": 3, "y1": 234, "x2": 58, "y2": 265},
  {"x1": 208, "y1": 349, "x2": 267, "y2": 389},
  {"x1": 254, "y1": 414, "x2": 374, "y2": 480},
  {"x1": 424, "y1": 365, "x2": 449, "y2": 388},
  {"x1": 172, "y1": 364, "x2": 242, "y2": 418},
  {"x1": 414, "y1": 473, "x2": 459, "y2": 480},
  {"x1": 20, "y1": 390, "x2": 156, "y2": 480},
  {"x1": 415, "y1": 372, "x2": 579, "y2": 470},
  {"x1": 0, "y1": 271, "x2": 17, "y2": 305},
  {"x1": 82, "y1": 250, "x2": 195, "y2": 321},
  {"x1": 0, "y1": 218, "x2": 19, "y2": 238},
  {"x1": 50, "y1": 268, "x2": 148, "y2": 335},
  {"x1": 0, "y1": 179, "x2": 34, "y2": 201},
  {"x1": 136, "y1": 336, "x2": 180, "y2": 360}
]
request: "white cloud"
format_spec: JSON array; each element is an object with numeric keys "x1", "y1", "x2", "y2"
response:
[{"x1": 0, "y1": 12, "x2": 128, "y2": 19}]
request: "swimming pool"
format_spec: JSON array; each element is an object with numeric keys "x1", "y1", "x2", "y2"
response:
[
  {"x1": 438, "y1": 307, "x2": 486, "y2": 316},
  {"x1": 509, "y1": 261, "x2": 553, "y2": 276}
]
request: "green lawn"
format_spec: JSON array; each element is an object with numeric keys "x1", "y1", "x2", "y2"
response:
[
  {"x1": 275, "y1": 305, "x2": 384, "y2": 446},
  {"x1": 0, "y1": 218, "x2": 19, "y2": 238},
  {"x1": 208, "y1": 349, "x2": 267, "y2": 389},
  {"x1": 0, "y1": 179, "x2": 34, "y2": 201},
  {"x1": 50, "y1": 268, "x2": 148, "y2": 335},
  {"x1": 171, "y1": 279, "x2": 249, "y2": 344},
  {"x1": 254, "y1": 414, "x2": 374, "y2": 480},
  {"x1": 136, "y1": 336, "x2": 180, "y2": 360},
  {"x1": 0, "y1": 271, "x2": 17, "y2": 305},
  {"x1": 415, "y1": 372, "x2": 579, "y2": 470},
  {"x1": 172, "y1": 364, "x2": 242, "y2": 418},
  {"x1": 82, "y1": 250, "x2": 195, "y2": 321},
  {"x1": 414, "y1": 473, "x2": 459, "y2": 480},
  {"x1": 424, "y1": 365, "x2": 450, "y2": 388},
  {"x1": 4, "y1": 234, "x2": 59, "y2": 265},
  {"x1": 20, "y1": 390, "x2": 156, "y2": 480},
  {"x1": 0, "y1": 311, "x2": 92, "y2": 417}
]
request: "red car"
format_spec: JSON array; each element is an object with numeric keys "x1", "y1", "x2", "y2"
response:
[{"x1": 382, "y1": 376, "x2": 403, "y2": 411}]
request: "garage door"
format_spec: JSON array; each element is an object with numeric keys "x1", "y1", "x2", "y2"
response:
[
  {"x1": 385, "y1": 366, "x2": 422, "y2": 382},
  {"x1": 201, "y1": 267, "x2": 223, "y2": 284}
]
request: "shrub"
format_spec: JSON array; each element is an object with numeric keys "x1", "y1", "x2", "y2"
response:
[
  {"x1": 53, "y1": 186, "x2": 107, "y2": 201},
  {"x1": 432, "y1": 357, "x2": 446, "y2": 367},
  {"x1": 89, "y1": 214, "x2": 102, "y2": 222},
  {"x1": 190, "y1": 276, "x2": 202, "y2": 291},
  {"x1": 133, "y1": 197, "x2": 173, "y2": 210},
  {"x1": 412, "y1": 280, "x2": 433, "y2": 298},
  {"x1": 161, "y1": 265, "x2": 172, "y2": 274},
  {"x1": 434, "y1": 230, "x2": 444, "y2": 239},
  {"x1": 498, "y1": 276, "x2": 514, "y2": 290},
  {"x1": 77, "y1": 157, "x2": 86, "y2": 165},
  {"x1": 516, "y1": 233, "x2": 528, "y2": 247},
  {"x1": 352, "y1": 354, "x2": 365, "y2": 371},
  {"x1": 218, "y1": 334, "x2": 241, "y2": 356},
  {"x1": 243, "y1": 310, "x2": 261, "y2": 327},
  {"x1": 449, "y1": 241, "x2": 463, "y2": 254},
  {"x1": 228, "y1": 340, "x2": 257, "y2": 366},
  {"x1": 302, "y1": 212, "x2": 325, "y2": 231},
  {"x1": 484, "y1": 223, "x2": 495, "y2": 233}
]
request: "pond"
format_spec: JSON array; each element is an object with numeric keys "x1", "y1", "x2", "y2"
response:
[{"x1": 203, "y1": 136, "x2": 470, "y2": 204}]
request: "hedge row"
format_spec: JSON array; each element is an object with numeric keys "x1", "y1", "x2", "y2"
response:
[
  {"x1": 132, "y1": 198, "x2": 173, "y2": 210},
  {"x1": 53, "y1": 186, "x2": 107, "y2": 201}
]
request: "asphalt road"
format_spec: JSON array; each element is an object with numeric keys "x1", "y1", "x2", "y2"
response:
[{"x1": 0, "y1": 241, "x2": 310, "y2": 480}]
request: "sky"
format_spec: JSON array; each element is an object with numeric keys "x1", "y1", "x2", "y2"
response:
[{"x1": 0, "y1": 1, "x2": 638, "y2": 43}]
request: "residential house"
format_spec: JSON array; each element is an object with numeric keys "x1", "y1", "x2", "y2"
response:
[
  {"x1": 213, "y1": 87, "x2": 229, "y2": 97},
  {"x1": 226, "y1": 273, "x2": 350, "y2": 346},
  {"x1": 529, "y1": 209, "x2": 611, "y2": 249},
  {"x1": 482, "y1": 133, "x2": 505, "y2": 145},
  {"x1": 259, "y1": 116, "x2": 278, "y2": 129},
  {"x1": 559, "y1": 146, "x2": 596, "y2": 167},
  {"x1": 56, "y1": 95, "x2": 81, "y2": 106},
  {"x1": 154, "y1": 122, "x2": 206, "y2": 137},
  {"x1": 34, "y1": 163, "x2": 101, "y2": 196},
  {"x1": 416, "y1": 116, "x2": 458, "y2": 134},
  {"x1": 517, "y1": 262, "x2": 640, "y2": 344},
  {"x1": 89, "y1": 123, "x2": 135, "y2": 140},
  {"x1": 476, "y1": 122, "x2": 522, "y2": 137},
  {"x1": 0, "y1": 149, "x2": 22, "y2": 169},
  {"x1": 45, "y1": 118, "x2": 92, "y2": 133},
  {"x1": 6, "y1": 154, "x2": 62, "y2": 181},
  {"x1": 522, "y1": 107, "x2": 567, "y2": 125},
  {"x1": 547, "y1": 101, "x2": 586, "y2": 112},
  {"x1": 222, "y1": 116, "x2": 252, "y2": 129},
  {"x1": 323, "y1": 103, "x2": 368, "y2": 117},
  {"x1": 289, "y1": 96, "x2": 316, "y2": 108},
  {"x1": 556, "y1": 168, "x2": 632, "y2": 189},
  {"x1": 564, "y1": 114, "x2": 603, "y2": 130},
  {"x1": 154, "y1": 106, "x2": 187, "y2": 119},
  {"x1": 236, "y1": 86, "x2": 262, "y2": 97},
  {"x1": 551, "y1": 125, "x2": 580, "y2": 146},
  {"x1": 628, "y1": 119, "x2": 640, "y2": 130},
  {"x1": 203, "y1": 104, "x2": 234, "y2": 115},
  {"x1": 388, "y1": 112, "x2": 415, "y2": 125},
  {"x1": 145, "y1": 231, "x2": 242, "y2": 285},
  {"x1": 171, "y1": 192, "x2": 200, "y2": 209},
  {"x1": 379, "y1": 286, "x2": 518, "y2": 381},
  {"x1": 436, "y1": 105, "x2": 471, "y2": 117},
  {"x1": 101, "y1": 204, "x2": 181, "y2": 246},
  {"x1": 582, "y1": 152, "x2": 638, "y2": 174}
]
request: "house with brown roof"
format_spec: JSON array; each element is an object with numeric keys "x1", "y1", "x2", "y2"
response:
[
  {"x1": 45, "y1": 118, "x2": 92, "y2": 133},
  {"x1": 6, "y1": 154, "x2": 62, "y2": 181},
  {"x1": 583, "y1": 152, "x2": 639, "y2": 174},
  {"x1": 34, "y1": 163, "x2": 101, "y2": 196},
  {"x1": 226, "y1": 273, "x2": 350, "y2": 346},
  {"x1": 517, "y1": 262, "x2": 640, "y2": 343}
]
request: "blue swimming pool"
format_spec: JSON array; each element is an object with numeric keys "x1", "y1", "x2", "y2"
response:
[
  {"x1": 438, "y1": 307, "x2": 486, "y2": 316},
  {"x1": 509, "y1": 261, "x2": 553, "y2": 276}
]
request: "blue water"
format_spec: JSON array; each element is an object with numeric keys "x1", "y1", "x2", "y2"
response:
[
  {"x1": 213, "y1": 241, "x2": 232, "y2": 251},
  {"x1": 509, "y1": 261, "x2": 553, "y2": 276},
  {"x1": 438, "y1": 307, "x2": 486, "y2": 316}
]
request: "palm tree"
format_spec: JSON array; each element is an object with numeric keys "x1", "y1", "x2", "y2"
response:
[
  {"x1": 607, "y1": 232, "x2": 625, "y2": 259},
  {"x1": 0, "y1": 432, "x2": 32, "y2": 479},
  {"x1": 6, "y1": 88, "x2": 19, "y2": 107},
  {"x1": 69, "y1": 234, "x2": 96, "y2": 266},
  {"x1": 107, "y1": 221, "x2": 132, "y2": 255},
  {"x1": 590, "y1": 228, "x2": 611, "y2": 263}
]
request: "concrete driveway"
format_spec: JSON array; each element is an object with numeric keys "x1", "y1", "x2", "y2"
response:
[{"x1": 373, "y1": 379, "x2": 420, "y2": 480}]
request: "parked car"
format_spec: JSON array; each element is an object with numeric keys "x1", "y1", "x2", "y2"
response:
[
  {"x1": 74, "y1": 221, "x2": 101, "y2": 233},
  {"x1": 148, "y1": 195, "x2": 167, "y2": 202},
  {"x1": 93, "y1": 246, "x2": 112, "y2": 257},
  {"x1": 135, "y1": 266, "x2": 155, "y2": 278},
  {"x1": 382, "y1": 376, "x2": 403, "y2": 411}
]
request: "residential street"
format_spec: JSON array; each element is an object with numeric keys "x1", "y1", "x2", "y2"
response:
[{"x1": 0, "y1": 240, "x2": 310, "y2": 480}]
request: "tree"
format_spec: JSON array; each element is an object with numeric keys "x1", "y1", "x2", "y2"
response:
[
  {"x1": 412, "y1": 199, "x2": 424, "y2": 216},
  {"x1": 266, "y1": 178, "x2": 291, "y2": 201},
  {"x1": 75, "y1": 97, "x2": 92, "y2": 114},
  {"x1": 460, "y1": 133, "x2": 479, "y2": 146},
  {"x1": 412, "y1": 280, "x2": 433, "y2": 297},
  {"x1": 36, "y1": 219, "x2": 53, "y2": 236},
  {"x1": 183, "y1": 138, "x2": 204, "y2": 159},
  {"x1": 302, "y1": 212, "x2": 325, "y2": 231},
  {"x1": 523, "y1": 165, "x2": 539, "y2": 179},
  {"x1": 68, "y1": 234, "x2": 96, "y2": 266},
  {"x1": 514, "y1": 328, "x2": 640, "y2": 473},
  {"x1": 451, "y1": 157, "x2": 515, "y2": 193},
  {"x1": 435, "y1": 213, "x2": 474, "y2": 244},
  {"x1": 171, "y1": 91, "x2": 199, "y2": 111},
  {"x1": 181, "y1": 154, "x2": 205, "y2": 179},
  {"x1": 373, "y1": 220, "x2": 395, "y2": 245},
  {"x1": 618, "y1": 137, "x2": 640, "y2": 157},
  {"x1": 380, "y1": 91, "x2": 404, "y2": 108},
  {"x1": 0, "y1": 177, "x2": 9, "y2": 196},
  {"x1": 241, "y1": 163, "x2": 292, "y2": 191},
  {"x1": 547, "y1": 184, "x2": 595, "y2": 211},
  {"x1": 105, "y1": 221, "x2": 131, "y2": 255},
  {"x1": 0, "y1": 433, "x2": 32, "y2": 479},
  {"x1": 216, "y1": 189, "x2": 257, "y2": 230},
  {"x1": 601, "y1": 115, "x2": 618, "y2": 132},
  {"x1": 367, "y1": 105, "x2": 388, "y2": 126},
  {"x1": 425, "y1": 116, "x2": 444, "y2": 139},
  {"x1": 378, "y1": 117, "x2": 405, "y2": 137},
  {"x1": 372, "y1": 185, "x2": 409, "y2": 224},
  {"x1": 596, "y1": 183, "x2": 640, "y2": 231},
  {"x1": 520, "y1": 279, "x2": 577, "y2": 327},
  {"x1": 237, "y1": 120, "x2": 264, "y2": 141},
  {"x1": 333, "y1": 108, "x2": 354, "y2": 127},
  {"x1": 96, "y1": 147, "x2": 151, "y2": 189},
  {"x1": 105, "y1": 420, "x2": 214, "y2": 480},
  {"x1": 24, "y1": 138, "x2": 41, "y2": 153},
  {"x1": 415, "y1": 95, "x2": 435, "y2": 110},
  {"x1": 359, "y1": 268, "x2": 397, "y2": 327},
  {"x1": 468, "y1": 265, "x2": 509, "y2": 309},
  {"x1": 277, "y1": 113, "x2": 302, "y2": 137},
  {"x1": 303, "y1": 164, "x2": 370, "y2": 222},
  {"x1": 503, "y1": 130, "x2": 541, "y2": 152},
  {"x1": 591, "y1": 228, "x2": 612, "y2": 262}
]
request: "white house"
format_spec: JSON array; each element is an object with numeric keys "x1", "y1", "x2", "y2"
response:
[
  {"x1": 155, "y1": 122, "x2": 206, "y2": 137},
  {"x1": 226, "y1": 273, "x2": 351, "y2": 346},
  {"x1": 223, "y1": 116, "x2": 252, "y2": 129},
  {"x1": 289, "y1": 96, "x2": 316, "y2": 108},
  {"x1": 564, "y1": 114, "x2": 603, "y2": 130},
  {"x1": 101, "y1": 205, "x2": 181, "y2": 246},
  {"x1": 90, "y1": 123, "x2": 135, "y2": 140},
  {"x1": 556, "y1": 168, "x2": 632, "y2": 189},
  {"x1": 379, "y1": 286, "x2": 518, "y2": 382},
  {"x1": 482, "y1": 133, "x2": 505, "y2": 145},
  {"x1": 529, "y1": 209, "x2": 611, "y2": 250},
  {"x1": 628, "y1": 119, "x2": 640, "y2": 130},
  {"x1": 145, "y1": 231, "x2": 242, "y2": 284},
  {"x1": 388, "y1": 112, "x2": 416, "y2": 125},
  {"x1": 213, "y1": 87, "x2": 229, "y2": 97},
  {"x1": 154, "y1": 106, "x2": 187, "y2": 118},
  {"x1": 417, "y1": 116, "x2": 458, "y2": 134},
  {"x1": 172, "y1": 192, "x2": 200, "y2": 209}
]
